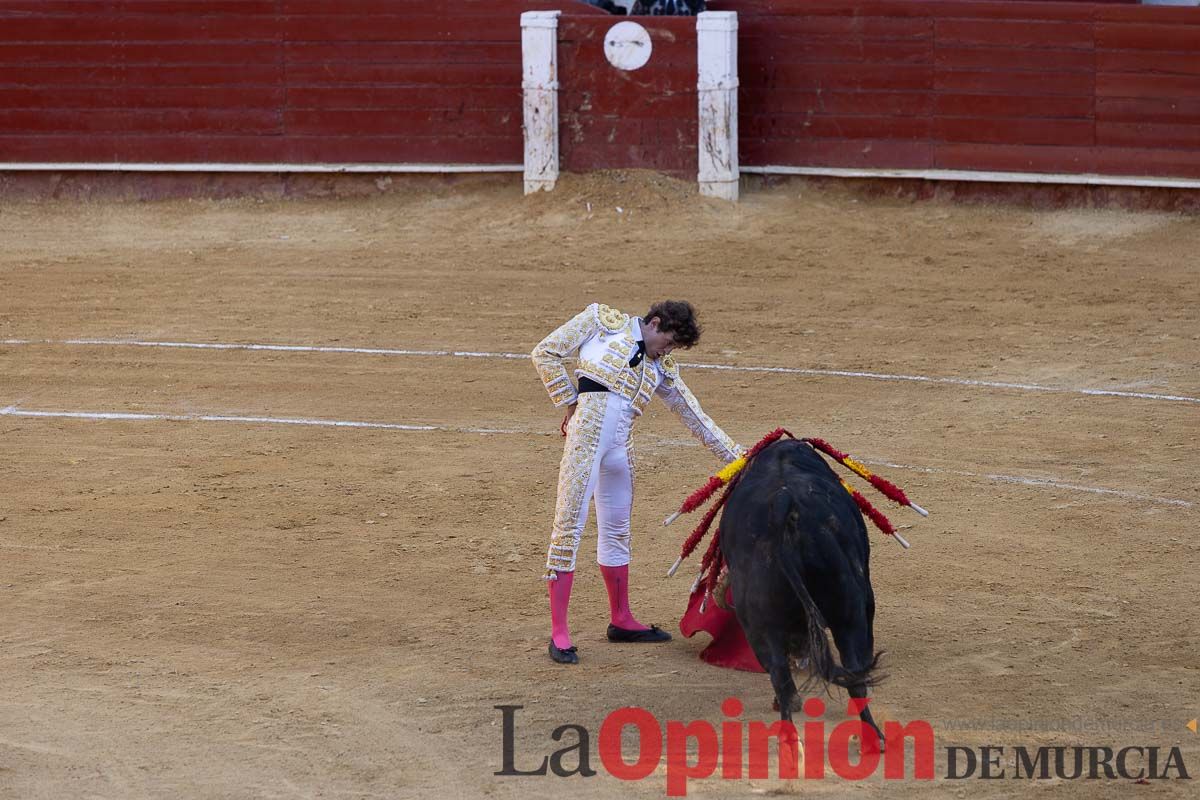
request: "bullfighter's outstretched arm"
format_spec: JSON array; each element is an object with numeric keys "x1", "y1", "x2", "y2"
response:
[
  {"x1": 655, "y1": 357, "x2": 744, "y2": 463},
  {"x1": 531, "y1": 303, "x2": 601, "y2": 408}
]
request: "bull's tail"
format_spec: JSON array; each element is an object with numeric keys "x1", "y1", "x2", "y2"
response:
[{"x1": 771, "y1": 488, "x2": 884, "y2": 692}]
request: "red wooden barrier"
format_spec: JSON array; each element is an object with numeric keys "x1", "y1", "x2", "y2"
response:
[
  {"x1": 1, "y1": 0, "x2": 1199, "y2": 183},
  {"x1": 558, "y1": 13, "x2": 698, "y2": 174},
  {"x1": 0, "y1": 0, "x2": 581, "y2": 165},
  {"x1": 713, "y1": 0, "x2": 1200, "y2": 178}
]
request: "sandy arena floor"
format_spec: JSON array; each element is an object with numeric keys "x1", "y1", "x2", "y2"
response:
[{"x1": 0, "y1": 173, "x2": 1197, "y2": 798}]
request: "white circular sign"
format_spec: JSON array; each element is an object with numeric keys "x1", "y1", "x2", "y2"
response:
[{"x1": 604, "y1": 21, "x2": 652, "y2": 71}]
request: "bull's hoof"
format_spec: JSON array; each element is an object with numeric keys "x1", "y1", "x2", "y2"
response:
[
  {"x1": 549, "y1": 641, "x2": 579, "y2": 664},
  {"x1": 607, "y1": 623, "x2": 672, "y2": 643}
]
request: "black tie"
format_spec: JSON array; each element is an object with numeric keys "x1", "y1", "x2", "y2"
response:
[{"x1": 629, "y1": 340, "x2": 646, "y2": 368}]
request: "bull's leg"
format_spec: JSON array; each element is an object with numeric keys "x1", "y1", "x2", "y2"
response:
[
  {"x1": 847, "y1": 682, "x2": 886, "y2": 751},
  {"x1": 830, "y1": 633, "x2": 888, "y2": 753},
  {"x1": 743, "y1": 626, "x2": 797, "y2": 721},
  {"x1": 765, "y1": 654, "x2": 805, "y2": 780},
  {"x1": 764, "y1": 654, "x2": 797, "y2": 722},
  {"x1": 829, "y1": 624, "x2": 886, "y2": 750}
]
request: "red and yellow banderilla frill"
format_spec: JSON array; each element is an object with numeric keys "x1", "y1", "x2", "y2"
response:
[{"x1": 664, "y1": 429, "x2": 929, "y2": 612}]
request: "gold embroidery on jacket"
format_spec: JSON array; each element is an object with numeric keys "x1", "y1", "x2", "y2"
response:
[
  {"x1": 597, "y1": 304, "x2": 628, "y2": 332},
  {"x1": 531, "y1": 304, "x2": 599, "y2": 408},
  {"x1": 545, "y1": 393, "x2": 606, "y2": 574},
  {"x1": 657, "y1": 366, "x2": 743, "y2": 463}
]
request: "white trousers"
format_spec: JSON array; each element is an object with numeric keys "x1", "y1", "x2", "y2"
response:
[{"x1": 545, "y1": 391, "x2": 636, "y2": 574}]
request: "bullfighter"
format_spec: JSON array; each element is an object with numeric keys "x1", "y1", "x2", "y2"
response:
[{"x1": 531, "y1": 300, "x2": 744, "y2": 664}]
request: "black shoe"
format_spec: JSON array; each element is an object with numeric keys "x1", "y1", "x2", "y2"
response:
[
  {"x1": 549, "y1": 640, "x2": 579, "y2": 664},
  {"x1": 607, "y1": 623, "x2": 672, "y2": 643}
]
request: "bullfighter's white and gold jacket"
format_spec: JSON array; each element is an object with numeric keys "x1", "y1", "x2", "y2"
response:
[{"x1": 531, "y1": 302, "x2": 744, "y2": 463}]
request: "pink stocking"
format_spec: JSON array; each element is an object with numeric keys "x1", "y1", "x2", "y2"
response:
[
  {"x1": 548, "y1": 570, "x2": 575, "y2": 649},
  {"x1": 600, "y1": 564, "x2": 650, "y2": 631}
]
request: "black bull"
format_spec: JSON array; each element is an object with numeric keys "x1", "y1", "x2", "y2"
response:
[{"x1": 721, "y1": 438, "x2": 886, "y2": 745}]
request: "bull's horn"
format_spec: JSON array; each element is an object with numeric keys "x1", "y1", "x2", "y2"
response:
[
  {"x1": 666, "y1": 555, "x2": 684, "y2": 577},
  {"x1": 663, "y1": 510, "x2": 682, "y2": 527},
  {"x1": 909, "y1": 502, "x2": 929, "y2": 517},
  {"x1": 892, "y1": 531, "x2": 912, "y2": 549}
]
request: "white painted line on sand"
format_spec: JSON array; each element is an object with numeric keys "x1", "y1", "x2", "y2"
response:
[
  {"x1": 1, "y1": 404, "x2": 1192, "y2": 508},
  {"x1": 861, "y1": 458, "x2": 1194, "y2": 509},
  {"x1": 1, "y1": 338, "x2": 528, "y2": 360},
  {"x1": 3, "y1": 337, "x2": 1197, "y2": 405},
  {"x1": 684, "y1": 362, "x2": 1200, "y2": 405},
  {"x1": 0, "y1": 406, "x2": 536, "y2": 437}
]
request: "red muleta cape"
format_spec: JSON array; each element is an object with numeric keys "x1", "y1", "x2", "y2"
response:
[{"x1": 678, "y1": 586, "x2": 765, "y2": 673}]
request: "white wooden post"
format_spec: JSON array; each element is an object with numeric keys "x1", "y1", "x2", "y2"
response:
[
  {"x1": 696, "y1": 11, "x2": 738, "y2": 202},
  {"x1": 521, "y1": 11, "x2": 561, "y2": 195}
]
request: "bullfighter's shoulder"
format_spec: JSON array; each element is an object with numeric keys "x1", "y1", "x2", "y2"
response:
[{"x1": 595, "y1": 303, "x2": 629, "y2": 334}]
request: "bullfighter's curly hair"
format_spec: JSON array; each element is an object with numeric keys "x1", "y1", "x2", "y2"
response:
[{"x1": 645, "y1": 300, "x2": 701, "y2": 348}]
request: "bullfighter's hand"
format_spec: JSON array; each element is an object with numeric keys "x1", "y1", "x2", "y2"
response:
[{"x1": 561, "y1": 403, "x2": 577, "y2": 437}]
